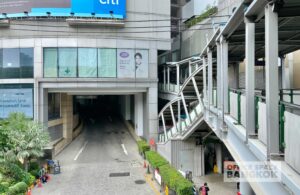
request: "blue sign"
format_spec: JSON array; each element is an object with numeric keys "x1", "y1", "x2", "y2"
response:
[
  {"x1": 72, "y1": 0, "x2": 126, "y2": 18},
  {"x1": 0, "y1": 0, "x2": 126, "y2": 19}
]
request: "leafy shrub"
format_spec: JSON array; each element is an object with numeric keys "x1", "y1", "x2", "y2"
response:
[
  {"x1": 186, "y1": 6, "x2": 218, "y2": 28},
  {"x1": 29, "y1": 162, "x2": 40, "y2": 172},
  {"x1": 145, "y1": 151, "x2": 168, "y2": 169},
  {"x1": 145, "y1": 151, "x2": 193, "y2": 195},
  {"x1": 137, "y1": 140, "x2": 150, "y2": 155},
  {"x1": 159, "y1": 164, "x2": 193, "y2": 195},
  {"x1": 0, "y1": 182, "x2": 9, "y2": 193},
  {"x1": 7, "y1": 182, "x2": 28, "y2": 195},
  {"x1": 0, "y1": 163, "x2": 32, "y2": 185}
]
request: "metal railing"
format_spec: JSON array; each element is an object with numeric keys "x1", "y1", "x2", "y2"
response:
[{"x1": 158, "y1": 63, "x2": 205, "y2": 143}]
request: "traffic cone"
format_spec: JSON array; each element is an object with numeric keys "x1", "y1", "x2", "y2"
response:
[
  {"x1": 144, "y1": 161, "x2": 147, "y2": 168},
  {"x1": 27, "y1": 188, "x2": 32, "y2": 195}
]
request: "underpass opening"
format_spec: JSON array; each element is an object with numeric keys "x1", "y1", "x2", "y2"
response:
[{"x1": 46, "y1": 92, "x2": 148, "y2": 157}]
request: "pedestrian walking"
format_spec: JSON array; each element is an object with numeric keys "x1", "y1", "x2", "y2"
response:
[{"x1": 200, "y1": 182, "x2": 210, "y2": 195}]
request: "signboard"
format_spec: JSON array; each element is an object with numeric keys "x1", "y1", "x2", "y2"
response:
[
  {"x1": 0, "y1": 88, "x2": 33, "y2": 118},
  {"x1": 0, "y1": 0, "x2": 126, "y2": 19},
  {"x1": 154, "y1": 169, "x2": 162, "y2": 185},
  {"x1": 98, "y1": 49, "x2": 117, "y2": 78},
  {"x1": 117, "y1": 49, "x2": 135, "y2": 78},
  {"x1": 135, "y1": 50, "x2": 149, "y2": 78}
]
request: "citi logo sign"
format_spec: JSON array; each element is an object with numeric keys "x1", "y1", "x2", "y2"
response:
[{"x1": 99, "y1": 0, "x2": 119, "y2": 5}]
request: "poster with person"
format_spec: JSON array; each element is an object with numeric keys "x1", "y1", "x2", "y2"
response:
[
  {"x1": 117, "y1": 49, "x2": 135, "y2": 78},
  {"x1": 135, "y1": 49, "x2": 149, "y2": 78}
]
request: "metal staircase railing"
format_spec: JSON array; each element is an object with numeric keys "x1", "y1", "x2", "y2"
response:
[{"x1": 158, "y1": 64, "x2": 206, "y2": 143}]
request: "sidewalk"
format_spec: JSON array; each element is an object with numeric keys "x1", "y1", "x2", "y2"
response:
[{"x1": 193, "y1": 174, "x2": 237, "y2": 195}]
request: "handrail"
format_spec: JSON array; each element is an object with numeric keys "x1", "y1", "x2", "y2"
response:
[
  {"x1": 280, "y1": 101, "x2": 300, "y2": 110},
  {"x1": 158, "y1": 96, "x2": 198, "y2": 117},
  {"x1": 178, "y1": 65, "x2": 204, "y2": 95}
]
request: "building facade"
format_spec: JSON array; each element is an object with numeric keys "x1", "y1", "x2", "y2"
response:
[{"x1": 0, "y1": 0, "x2": 171, "y2": 153}]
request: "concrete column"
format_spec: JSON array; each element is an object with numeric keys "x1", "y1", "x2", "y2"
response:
[
  {"x1": 177, "y1": 64, "x2": 180, "y2": 92},
  {"x1": 167, "y1": 66, "x2": 170, "y2": 91},
  {"x1": 288, "y1": 54, "x2": 294, "y2": 88},
  {"x1": 215, "y1": 144, "x2": 222, "y2": 174},
  {"x1": 194, "y1": 145, "x2": 205, "y2": 177},
  {"x1": 208, "y1": 49, "x2": 213, "y2": 107},
  {"x1": 134, "y1": 93, "x2": 143, "y2": 136},
  {"x1": 125, "y1": 95, "x2": 131, "y2": 120},
  {"x1": 217, "y1": 42, "x2": 222, "y2": 109},
  {"x1": 147, "y1": 88, "x2": 158, "y2": 142},
  {"x1": 221, "y1": 37, "x2": 229, "y2": 114},
  {"x1": 163, "y1": 67, "x2": 166, "y2": 91},
  {"x1": 61, "y1": 93, "x2": 73, "y2": 142},
  {"x1": 233, "y1": 63, "x2": 240, "y2": 89},
  {"x1": 265, "y1": 3, "x2": 280, "y2": 158},
  {"x1": 203, "y1": 57, "x2": 207, "y2": 102},
  {"x1": 245, "y1": 20, "x2": 256, "y2": 141},
  {"x1": 240, "y1": 174, "x2": 255, "y2": 195},
  {"x1": 38, "y1": 87, "x2": 48, "y2": 127}
]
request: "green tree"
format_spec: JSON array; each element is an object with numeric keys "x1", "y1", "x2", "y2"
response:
[{"x1": 1, "y1": 113, "x2": 50, "y2": 171}]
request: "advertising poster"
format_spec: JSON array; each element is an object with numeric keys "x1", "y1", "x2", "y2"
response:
[
  {"x1": 117, "y1": 49, "x2": 135, "y2": 79},
  {"x1": 0, "y1": 88, "x2": 33, "y2": 118},
  {"x1": 135, "y1": 49, "x2": 149, "y2": 78},
  {"x1": 98, "y1": 49, "x2": 117, "y2": 78}
]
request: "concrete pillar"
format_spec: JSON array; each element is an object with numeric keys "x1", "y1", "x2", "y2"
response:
[
  {"x1": 203, "y1": 57, "x2": 207, "y2": 102},
  {"x1": 245, "y1": 20, "x2": 256, "y2": 141},
  {"x1": 287, "y1": 53, "x2": 294, "y2": 88},
  {"x1": 221, "y1": 37, "x2": 229, "y2": 114},
  {"x1": 167, "y1": 66, "x2": 170, "y2": 91},
  {"x1": 194, "y1": 145, "x2": 205, "y2": 177},
  {"x1": 215, "y1": 144, "x2": 222, "y2": 174},
  {"x1": 135, "y1": 93, "x2": 143, "y2": 136},
  {"x1": 240, "y1": 181, "x2": 255, "y2": 195},
  {"x1": 125, "y1": 95, "x2": 131, "y2": 120},
  {"x1": 147, "y1": 88, "x2": 158, "y2": 142},
  {"x1": 233, "y1": 63, "x2": 240, "y2": 89},
  {"x1": 265, "y1": 3, "x2": 280, "y2": 158},
  {"x1": 61, "y1": 93, "x2": 73, "y2": 142},
  {"x1": 38, "y1": 87, "x2": 48, "y2": 127},
  {"x1": 217, "y1": 42, "x2": 222, "y2": 109},
  {"x1": 163, "y1": 67, "x2": 166, "y2": 91},
  {"x1": 208, "y1": 49, "x2": 213, "y2": 107}
]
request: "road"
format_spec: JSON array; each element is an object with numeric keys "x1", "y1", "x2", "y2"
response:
[{"x1": 34, "y1": 116, "x2": 156, "y2": 195}]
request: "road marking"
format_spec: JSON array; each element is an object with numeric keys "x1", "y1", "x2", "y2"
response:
[
  {"x1": 144, "y1": 174, "x2": 161, "y2": 195},
  {"x1": 121, "y1": 144, "x2": 128, "y2": 155},
  {"x1": 74, "y1": 141, "x2": 88, "y2": 161}
]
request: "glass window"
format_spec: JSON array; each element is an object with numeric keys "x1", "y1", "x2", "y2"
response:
[
  {"x1": 58, "y1": 48, "x2": 77, "y2": 78},
  {"x1": 48, "y1": 93, "x2": 61, "y2": 120},
  {"x1": 20, "y1": 48, "x2": 34, "y2": 78},
  {"x1": 98, "y1": 49, "x2": 117, "y2": 78},
  {"x1": 78, "y1": 48, "x2": 97, "y2": 78},
  {"x1": 2, "y1": 48, "x2": 20, "y2": 78},
  {"x1": 44, "y1": 48, "x2": 58, "y2": 78}
]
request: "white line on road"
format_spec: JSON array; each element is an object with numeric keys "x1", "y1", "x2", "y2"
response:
[
  {"x1": 74, "y1": 141, "x2": 88, "y2": 161},
  {"x1": 121, "y1": 144, "x2": 128, "y2": 155}
]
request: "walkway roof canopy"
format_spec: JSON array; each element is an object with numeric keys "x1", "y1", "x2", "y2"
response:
[{"x1": 206, "y1": 0, "x2": 300, "y2": 62}]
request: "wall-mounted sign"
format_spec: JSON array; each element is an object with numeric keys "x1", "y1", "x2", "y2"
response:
[
  {"x1": 117, "y1": 49, "x2": 135, "y2": 78},
  {"x1": 0, "y1": 0, "x2": 126, "y2": 19},
  {"x1": 0, "y1": 88, "x2": 33, "y2": 119}
]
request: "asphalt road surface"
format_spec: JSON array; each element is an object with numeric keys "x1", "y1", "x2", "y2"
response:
[{"x1": 34, "y1": 116, "x2": 155, "y2": 195}]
